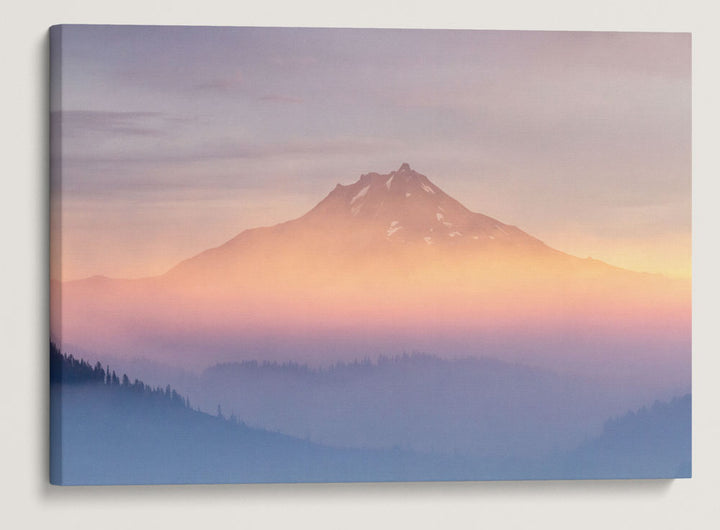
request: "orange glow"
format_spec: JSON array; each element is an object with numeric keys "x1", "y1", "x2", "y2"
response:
[{"x1": 54, "y1": 236, "x2": 690, "y2": 370}]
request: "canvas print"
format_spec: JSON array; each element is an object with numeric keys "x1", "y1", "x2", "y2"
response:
[{"x1": 49, "y1": 25, "x2": 691, "y2": 485}]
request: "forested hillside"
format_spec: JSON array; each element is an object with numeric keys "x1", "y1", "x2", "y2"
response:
[{"x1": 49, "y1": 343, "x2": 691, "y2": 484}]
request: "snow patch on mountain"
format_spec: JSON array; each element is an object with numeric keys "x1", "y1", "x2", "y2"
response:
[
  {"x1": 350, "y1": 184, "x2": 371, "y2": 216},
  {"x1": 350, "y1": 184, "x2": 370, "y2": 205},
  {"x1": 387, "y1": 224, "x2": 402, "y2": 237}
]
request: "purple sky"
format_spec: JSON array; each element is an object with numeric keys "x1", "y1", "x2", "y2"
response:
[{"x1": 51, "y1": 26, "x2": 690, "y2": 280}]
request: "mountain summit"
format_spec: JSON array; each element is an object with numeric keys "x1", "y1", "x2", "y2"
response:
[{"x1": 302, "y1": 163, "x2": 543, "y2": 249}]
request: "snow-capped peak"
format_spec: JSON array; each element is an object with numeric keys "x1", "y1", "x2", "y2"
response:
[{"x1": 303, "y1": 164, "x2": 542, "y2": 249}]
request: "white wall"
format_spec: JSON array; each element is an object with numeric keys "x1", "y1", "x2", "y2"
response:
[{"x1": 2, "y1": 1, "x2": 719, "y2": 528}]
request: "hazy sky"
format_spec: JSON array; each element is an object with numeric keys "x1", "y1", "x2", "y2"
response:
[{"x1": 52, "y1": 26, "x2": 690, "y2": 280}]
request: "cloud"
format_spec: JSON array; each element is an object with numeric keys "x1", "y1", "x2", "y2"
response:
[
  {"x1": 61, "y1": 133, "x2": 394, "y2": 166},
  {"x1": 193, "y1": 71, "x2": 244, "y2": 92},
  {"x1": 54, "y1": 133, "x2": 404, "y2": 198},
  {"x1": 50, "y1": 110, "x2": 196, "y2": 170},
  {"x1": 57, "y1": 110, "x2": 172, "y2": 137},
  {"x1": 258, "y1": 95, "x2": 304, "y2": 104}
]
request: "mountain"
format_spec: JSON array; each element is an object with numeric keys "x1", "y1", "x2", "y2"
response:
[
  {"x1": 48, "y1": 344, "x2": 483, "y2": 485},
  {"x1": 168, "y1": 162, "x2": 549, "y2": 276},
  {"x1": 53, "y1": 164, "x2": 690, "y2": 387},
  {"x1": 546, "y1": 394, "x2": 691, "y2": 479},
  {"x1": 50, "y1": 344, "x2": 691, "y2": 484},
  {"x1": 162, "y1": 163, "x2": 588, "y2": 291},
  {"x1": 176, "y1": 353, "x2": 680, "y2": 460},
  {"x1": 49, "y1": 343, "x2": 691, "y2": 484}
]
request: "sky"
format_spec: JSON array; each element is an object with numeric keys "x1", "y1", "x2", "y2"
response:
[{"x1": 51, "y1": 25, "x2": 691, "y2": 281}]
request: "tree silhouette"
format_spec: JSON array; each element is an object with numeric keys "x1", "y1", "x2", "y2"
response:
[{"x1": 51, "y1": 341, "x2": 199, "y2": 414}]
